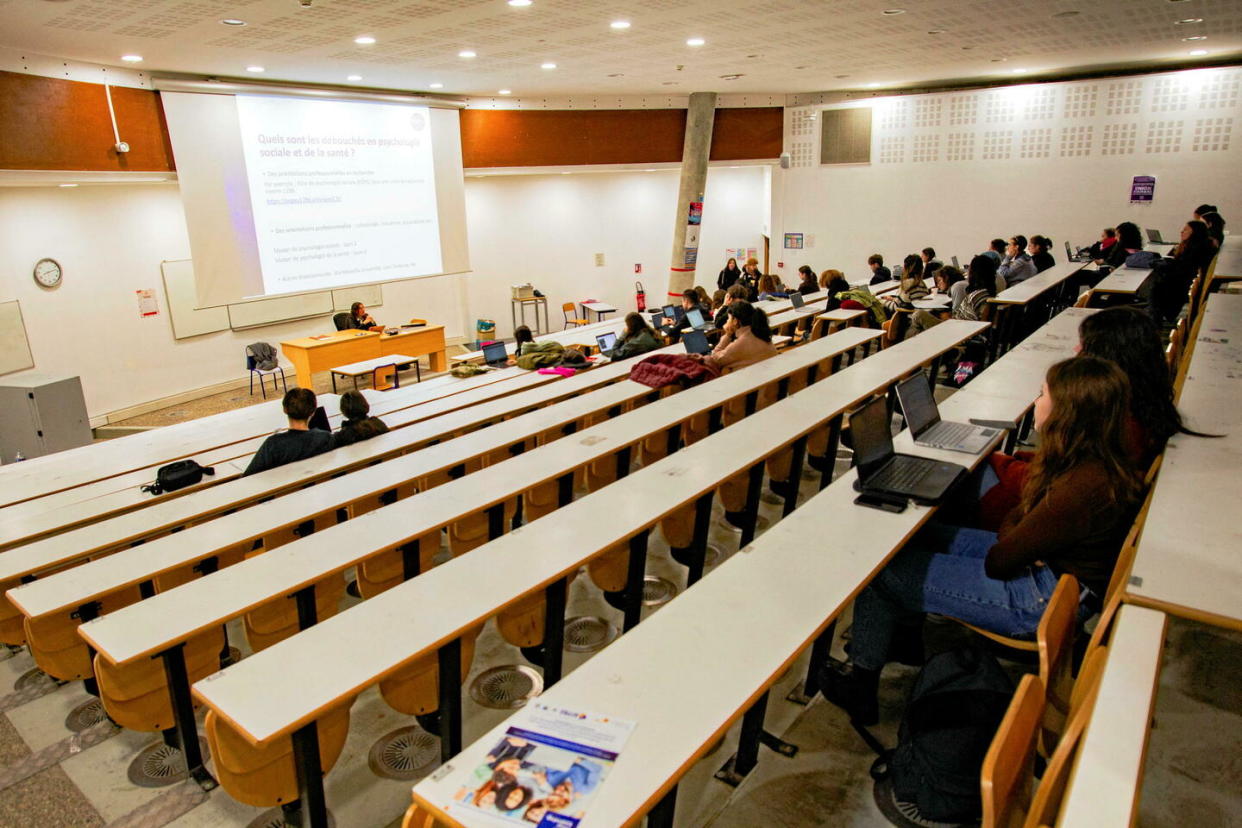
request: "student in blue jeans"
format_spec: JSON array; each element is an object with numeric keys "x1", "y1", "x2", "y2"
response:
[{"x1": 822, "y1": 357, "x2": 1143, "y2": 725}]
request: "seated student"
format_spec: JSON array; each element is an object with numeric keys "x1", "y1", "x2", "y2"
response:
[
  {"x1": 820, "y1": 269, "x2": 852, "y2": 310},
  {"x1": 1201, "y1": 211, "x2": 1226, "y2": 248},
  {"x1": 1192, "y1": 203, "x2": 1219, "y2": 223},
  {"x1": 882, "y1": 255, "x2": 929, "y2": 309},
  {"x1": 711, "y1": 288, "x2": 726, "y2": 311},
  {"x1": 243, "y1": 388, "x2": 334, "y2": 476},
  {"x1": 984, "y1": 238, "x2": 1006, "y2": 264},
  {"x1": 998, "y1": 235, "x2": 1037, "y2": 285},
  {"x1": 334, "y1": 390, "x2": 389, "y2": 448},
  {"x1": 1096, "y1": 221, "x2": 1143, "y2": 270},
  {"x1": 658, "y1": 289, "x2": 704, "y2": 341},
  {"x1": 604, "y1": 312, "x2": 661, "y2": 361},
  {"x1": 1088, "y1": 227, "x2": 1117, "y2": 261},
  {"x1": 905, "y1": 254, "x2": 997, "y2": 339},
  {"x1": 694, "y1": 285, "x2": 713, "y2": 310},
  {"x1": 513, "y1": 325, "x2": 537, "y2": 356},
  {"x1": 690, "y1": 300, "x2": 777, "y2": 372},
  {"x1": 820, "y1": 356, "x2": 1143, "y2": 724},
  {"x1": 757, "y1": 273, "x2": 788, "y2": 301},
  {"x1": 920, "y1": 247, "x2": 942, "y2": 273},
  {"x1": 347, "y1": 302, "x2": 381, "y2": 330},
  {"x1": 796, "y1": 265, "x2": 819, "y2": 295},
  {"x1": 972, "y1": 306, "x2": 1190, "y2": 530},
  {"x1": 714, "y1": 283, "x2": 749, "y2": 329},
  {"x1": 1149, "y1": 219, "x2": 1217, "y2": 328},
  {"x1": 1028, "y1": 234, "x2": 1056, "y2": 272},
  {"x1": 934, "y1": 264, "x2": 965, "y2": 300},
  {"x1": 867, "y1": 253, "x2": 892, "y2": 285}
]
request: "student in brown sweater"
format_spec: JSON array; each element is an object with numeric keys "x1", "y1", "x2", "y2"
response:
[
  {"x1": 699, "y1": 301, "x2": 778, "y2": 372},
  {"x1": 820, "y1": 356, "x2": 1143, "y2": 725}
]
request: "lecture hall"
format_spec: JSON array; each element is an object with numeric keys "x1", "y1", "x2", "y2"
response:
[{"x1": 0, "y1": 1, "x2": 1238, "y2": 826}]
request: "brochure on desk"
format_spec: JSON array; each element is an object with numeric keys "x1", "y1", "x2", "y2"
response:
[{"x1": 434, "y1": 703, "x2": 635, "y2": 827}]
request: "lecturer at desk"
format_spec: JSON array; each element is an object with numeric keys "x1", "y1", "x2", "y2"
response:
[{"x1": 347, "y1": 302, "x2": 382, "y2": 331}]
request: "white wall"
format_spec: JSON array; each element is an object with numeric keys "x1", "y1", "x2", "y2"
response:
[
  {"x1": 773, "y1": 67, "x2": 1242, "y2": 279},
  {"x1": 463, "y1": 166, "x2": 768, "y2": 339},
  {"x1": 0, "y1": 184, "x2": 468, "y2": 420}
]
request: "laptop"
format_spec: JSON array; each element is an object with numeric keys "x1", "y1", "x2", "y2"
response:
[
  {"x1": 481, "y1": 341, "x2": 509, "y2": 367},
  {"x1": 682, "y1": 330, "x2": 711, "y2": 355},
  {"x1": 649, "y1": 310, "x2": 665, "y2": 328},
  {"x1": 662, "y1": 304, "x2": 677, "y2": 322},
  {"x1": 951, "y1": 255, "x2": 960, "y2": 269},
  {"x1": 895, "y1": 374, "x2": 999, "y2": 454},
  {"x1": 789, "y1": 291, "x2": 805, "y2": 309},
  {"x1": 892, "y1": 263, "x2": 904, "y2": 282},
  {"x1": 1146, "y1": 228, "x2": 1174, "y2": 246},
  {"x1": 849, "y1": 395, "x2": 967, "y2": 504},
  {"x1": 684, "y1": 307, "x2": 714, "y2": 331},
  {"x1": 596, "y1": 331, "x2": 618, "y2": 352}
]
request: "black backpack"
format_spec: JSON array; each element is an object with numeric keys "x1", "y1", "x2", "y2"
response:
[
  {"x1": 142, "y1": 459, "x2": 215, "y2": 496},
  {"x1": 868, "y1": 647, "x2": 1015, "y2": 824}
]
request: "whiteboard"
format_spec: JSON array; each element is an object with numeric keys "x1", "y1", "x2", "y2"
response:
[
  {"x1": 0, "y1": 301, "x2": 36, "y2": 377},
  {"x1": 227, "y1": 290, "x2": 333, "y2": 329},
  {"x1": 162, "y1": 260, "x2": 229, "y2": 339},
  {"x1": 332, "y1": 284, "x2": 383, "y2": 311}
]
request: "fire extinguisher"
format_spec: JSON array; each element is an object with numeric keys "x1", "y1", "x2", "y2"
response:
[{"x1": 635, "y1": 281, "x2": 646, "y2": 312}]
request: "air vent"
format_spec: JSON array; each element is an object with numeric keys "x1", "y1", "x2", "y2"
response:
[{"x1": 820, "y1": 107, "x2": 872, "y2": 165}]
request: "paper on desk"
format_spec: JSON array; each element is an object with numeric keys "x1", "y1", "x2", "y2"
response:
[{"x1": 435, "y1": 703, "x2": 635, "y2": 827}]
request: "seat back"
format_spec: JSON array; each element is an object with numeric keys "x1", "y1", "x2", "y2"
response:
[
  {"x1": 95, "y1": 626, "x2": 223, "y2": 732},
  {"x1": 333, "y1": 312, "x2": 352, "y2": 331},
  {"x1": 243, "y1": 572, "x2": 346, "y2": 653},
  {"x1": 1037, "y1": 575, "x2": 1080, "y2": 755},
  {"x1": 378, "y1": 627, "x2": 480, "y2": 716},
  {"x1": 981, "y1": 673, "x2": 1045, "y2": 828},
  {"x1": 245, "y1": 345, "x2": 258, "y2": 371}
]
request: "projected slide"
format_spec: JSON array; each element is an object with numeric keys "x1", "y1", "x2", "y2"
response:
[{"x1": 235, "y1": 95, "x2": 442, "y2": 296}]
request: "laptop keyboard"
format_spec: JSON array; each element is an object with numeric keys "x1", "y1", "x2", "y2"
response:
[
  {"x1": 871, "y1": 459, "x2": 933, "y2": 492},
  {"x1": 924, "y1": 420, "x2": 977, "y2": 446}
]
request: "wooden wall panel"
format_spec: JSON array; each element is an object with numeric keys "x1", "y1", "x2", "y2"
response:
[
  {"x1": 710, "y1": 107, "x2": 783, "y2": 161},
  {"x1": 0, "y1": 71, "x2": 175, "y2": 172}
]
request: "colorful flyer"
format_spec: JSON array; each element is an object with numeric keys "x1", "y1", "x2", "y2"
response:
[
  {"x1": 687, "y1": 200, "x2": 703, "y2": 225},
  {"x1": 784, "y1": 232, "x2": 804, "y2": 250},
  {"x1": 437, "y1": 704, "x2": 636, "y2": 827}
]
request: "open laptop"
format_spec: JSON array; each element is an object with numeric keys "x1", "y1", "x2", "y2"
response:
[
  {"x1": 895, "y1": 374, "x2": 999, "y2": 454},
  {"x1": 951, "y1": 255, "x2": 960, "y2": 269},
  {"x1": 661, "y1": 304, "x2": 678, "y2": 322},
  {"x1": 788, "y1": 291, "x2": 805, "y2": 309},
  {"x1": 849, "y1": 395, "x2": 967, "y2": 504},
  {"x1": 682, "y1": 330, "x2": 711, "y2": 355},
  {"x1": 1146, "y1": 228, "x2": 1175, "y2": 246},
  {"x1": 649, "y1": 310, "x2": 665, "y2": 328},
  {"x1": 481, "y1": 340, "x2": 509, "y2": 367},
  {"x1": 595, "y1": 331, "x2": 618, "y2": 352},
  {"x1": 684, "y1": 307, "x2": 714, "y2": 331}
]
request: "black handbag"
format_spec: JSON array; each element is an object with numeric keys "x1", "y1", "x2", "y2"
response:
[{"x1": 142, "y1": 459, "x2": 215, "y2": 495}]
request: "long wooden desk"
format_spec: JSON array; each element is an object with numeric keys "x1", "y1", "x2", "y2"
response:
[
  {"x1": 451, "y1": 317, "x2": 625, "y2": 364},
  {"x1": 1092, "y1": 264, "x2": 1151, "y2": 297},
  {"x1": 1123, "y1": 292, "x2": 1242, "y2": 631},
  {"x1": 1058, "y1": 605, "x2": 1168, "y2": 828},
  {"x1": 281, "y1": 326, "x2": 447, "y2": 389}
]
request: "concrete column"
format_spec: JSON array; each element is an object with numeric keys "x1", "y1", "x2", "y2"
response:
[{"x1": 667, "y1": 91, "x2": 717, "y2": 299}]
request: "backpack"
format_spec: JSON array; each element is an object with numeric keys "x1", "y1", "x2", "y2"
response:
[
  {"x1": 868, "y1": 647, "x2": 1014, "y2": 824},
  {"x1": 142, "y1": 459, "x2": 215, "y2": 496},
  {"x1": 1124, "y1": 250, "x2": 1162, "y2": 269}
]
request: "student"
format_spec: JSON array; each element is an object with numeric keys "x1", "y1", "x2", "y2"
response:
[
  {"x1": 694, "y1": 285, "x2": 712, "y2": 309},
  {"x1": 984, "y1": 238, "x2": 1006, "y2": 264},
  {"x1": 920, "y1": 247, "x2": 942, "y2": 272},
  {"x1": 998, "y1": 235, "x2": 1037, "y2": 285},
  {"x1": 882, "y1": 255, "x2": 929, "y2": 309},
  {"x1": 714, "y1": 283, "x2": 749, "y2": 328},
  {"x1": 933, "y1": 264, "x2": 965, "y2": 299},
  {"x1": 711, "y1": 288, "x2": 726, "y2": 311},
  {"x1": 867, "y1": 253, "x2": 892, "y2": 285},
  {"x1": 604, "y1": 312, "x2": 661, "y2": 361},
  {"x1": 1192, "y1": 203, "x2": 1219, "y2": 222},
  {"x1": 757, "y1": 273, "x2": 788, "y2": 300},
  {"x1": 334, "y1": 390, "x2": 389, "y2": 448},
  {"x1": 658, "y1": 289, "x2": 704, "y2": 340},
  {"x1": 738, "y1": 257, "x2": 763, "y2": 301},
  {"x1": 1097, "y1": 221, "x2": 1143, "y2": 270},
  {"x1": 513, "y1": 325, "x2": 536, "y2": 356},
  {"x1": 820, "y1": 356, "x2": 1143, "y2": 724},
  {"x1": 692, "y1": 300, "x2": 777, "y2": 372},
  {"x1": 1088, "y1": 227, "x2": 1117, "y2": 261},
  {"x1": 1149, "y1": 220, "x2": 1216, "y2": 328},
  {"x1": 1028, "y1": 234, "x2": 1056, "y2": 272},
  {"x1": 905, "y1": 254, "x2": 997, "y2": 338},
  {"x1": 796, "y1": 265, "x2": 819, "y2": 295},
  {"x1": 820, "y1": 269, "x2": 852, "y2": 310},
  {"x1": 348, "y1": 301, "x2": 381, "y2": 330},
  {"x1": 1201, "y1": 211, "x2": 1226, "y2": 248},
  {"x1": 243, "y1": 388, "x2": 334, "y2": 476},
  {"x1": 717, "y1": 257, "x2": 742, "y2": 291}
]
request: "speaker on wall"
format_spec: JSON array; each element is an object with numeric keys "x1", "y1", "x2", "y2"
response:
[{"x1": 779, "y1": 151, "x2": 792, "y2": 169}]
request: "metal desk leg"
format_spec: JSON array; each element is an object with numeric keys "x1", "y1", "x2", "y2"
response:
[
  {"x1": 647, "y1": 785, "x2": 678, "y2": 828},
  {"x1": 622, "y1": 530, "x2": 649, "y2": 632},
  {"x1": 715, "y1": 690, "x2": 797, "y2": 786},
  {"x1": 542, "y1": 578, "x2": 568, "y2": 687},
  {"x1": 739, "y1": 462, "x2": 765, "y2": 548},
  {"x1": 292, "y1": 721, "x2": 330, "y2": 828},
  {"x1": 438, "y1": 639, "x2": 463, "y2": 761},
  {"x1": 160, "y1": 645, "x2": 217, "y2": 791},
  {"x1": 787, "y1": 621, "x2": 837, "y2": 705}
]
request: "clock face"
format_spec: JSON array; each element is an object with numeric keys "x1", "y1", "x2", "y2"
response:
[{"x1": 34, "y1": 258, "x2": 62, "y2": 288}]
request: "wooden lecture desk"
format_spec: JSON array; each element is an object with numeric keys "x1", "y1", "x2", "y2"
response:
[
  {"x1": 1123, "y1": 292, "x2": 1242, "y2": 631},
  {"x1": 281, "y1": 326, "x2": 447, "y2": 389},
  {"x1": 1092, "y1": 264, "x2": 1151, "y2": 297}
]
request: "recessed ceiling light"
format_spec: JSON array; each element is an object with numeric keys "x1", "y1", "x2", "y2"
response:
[
  {"x1": 1183, "y1": 35, "x2": 1208, "y2": 41},
  {"x1": 458, "y1": 50, "x2": 476, "y2": 58},
  {"x1": 610, "y1": 20, "x2": 631, "y2": 29},
  {"x1": 247, "y1": 65, "x2": 265, "y2": 72},
  {"x1": 347, "y1": 74, "x2": 362, "y2": 81},
  {"x1": 719, "y1": 73, "x2": 744, "y2": 80},
  {"x1": 961, "y1": 45, "x2": 976, "y2": 50},
  {"x1": 1175, "y1": 17, "x2": 1204, "y2": 23},
  {"x1": 498, "y1": 89, "x2": 511, "y2": 95},
  {"x1": 1189, "y1": 48, "x2": 1208, "y2": 55},
  {"x1": 835, "y1": 73, "x2": 850, "y2": 78},
  {"x1": 866, "y1": 82, "x2": 883, "y2": 88},
  {"x1": 59, "y1": 183, "x2": 78, "y2": 188},
  {"x1": 220, "y1": 18, "x2": 246, "y2": 26},
  {"x1": 881, "y1": 8, "x2": 906, "y2": 15},
  {"x1": 927, "y1": 29, "x2": 945, "y2": 34},
  {"x1": 121, "y1": 54, "x2": 143, "y2": 62},
  {"x1": 355, "y1": 35, "x2": 376, "y2": 45},
  {"x1": 1052, "y1": 10, "x2": 1080, "y2": 18},
  {"x1": 608, "y1": 72, "x2": 625, "y2": 77},
  {"x1": 1012, "y1": 67, "x2": 1028, "y2": 73},
  {"x1": 429, "y1": 82, "x2": 444, "y2": 89},
  {"x1": 541, "y1": 62, "x2": 557, "y2": 69},
  {"x1": 508, "y1": 0, "x2": 532, "y2": 5},
  {"x1": 687, "y1": 37, "x2": 705, "y2": 46},
  {"x1": 991, "y1": 57, "x2": 1008, "y2": 62}
]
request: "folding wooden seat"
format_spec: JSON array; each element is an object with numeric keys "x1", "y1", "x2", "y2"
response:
[
  {"x1": 448, "y1": 498, "x2": 518, "y2": 556},
  {"x1": 94, "y1": 626, "x2": 223, "y2": 731},
  {"x1": 259, "y1": 509, "x2": 340, "y2": 552},
  {"x1": 378, "y1": 627, "x2": 480, "y2": 717},
  {"x1": 356, "y1": 529, "x2": 442, "y2": 598},
  {"x1": 243, "y1": 573, "x2": 346, "y2": 653},
  {"x1": 153, "y1": 542, "x2": 249, "y2": 592},
  {"x1": 980, "y1": 674, "x2": 1045, "y2": 828},
  {"x1": 204, "y1": 699, "x2": 353, "y2": 808},
  {"x1": 587, "y1": 539, "x2": 631, "y2": 594},
  {"x1": 24, "y1": 583, "x2": 143, "y2": 680},
  {"x1": 496, "y1": 571, "x2": 578, "y2": 648}
]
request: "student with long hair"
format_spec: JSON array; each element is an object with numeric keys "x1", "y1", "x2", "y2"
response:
[
  {"x1": 1201, "y1": 211, "x2": 1226, "y2": 248},
  {"x1": 882, "y1": 254, "x2": 929, "y2": 310},
  {"x1": 513, "y1": 325, "x2": 536, "y2": 356},
  {"x1": 348, "y1": 301, "x2": 380, "y2": 330},
  {"x1": 697, "y1": 300, "x2": 777, "y2": 372},
  {"x1": 717, "y1": 257, "x2": 742, "y2": 291},
  {"x1": 757, "y1": 273, "x2": 788, "y2": 300},
  {"x1": 604, "y1": 312, "x2": 661, "y2": 361},
  {"x1": 820, "y1": 269, "x2": 852, "y2": 310},
  {"x1": 796, "y1": 265, "x2": 819, "y2": 295},
  {"x1": 334, "y1": 390, "x2": 389, "y2": 447},
  {"x1": 1150, "y1": 219, "x2": 1216, "y2": 328},
  {"x1": 1097, "y1": 221, "x2": 1144, "y2": 270},
  {"x1": 821, "y1": 357, "x2": 1143, "y2": 724},
  {"x1": 905, "y1": 255, "x2": 997, "y2": 338}
]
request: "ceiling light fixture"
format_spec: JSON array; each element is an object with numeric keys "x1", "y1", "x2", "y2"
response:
[
  {"x1": 881, "y1": 8, "x2": 906, "y2": 15},
  {"x1": 59, "y1": 183, "x2": 78, "y2": 188},
  {"x1": 458, "y1": 50, "x2": 476, "y2": 58},
  {"x1": 508, "y1": 0, "x2": 532, "y2": 5},
  {"x1": 719, "y1": 73, "x2": 744, "y2": 80},
  {"x1": 687, "y1": 37, "x2": 705, "y2": 46},
  {"x1": 347, "y1": 74, "x2": 362, "y2": 80},
  {"x1": 247, "y1": 65, "x2": 265, "y2": 72},
  {"x1": 1012, "y1": 67, "x2": 1028, "y2": 73},
  {"x1": 498, "y1": 89, "x2": 511, "y2": 95},
  {"x1": 121, "y1": 54, "x2": 143, "y2": 62},
  {"x1": 610, "y1": 20, "x2": 631, "y2": 29},
  {"x1": 927, "y1": 29, "x2": 945, "y2": 34},
  {"x1": 541, "y1": 62, "x2": 557, "y2": 69},
  {"x1": 1189, "y1": 48, "x2": 1208, "y2": 55},
  {"x1": 1175, "y1": 17, "x2": 1204, "y2": 23},
  {"x1": 1052, "y1": 10, "x2": 1080, "y2": 17},
  {"x1": 866, "y1": 82, "x2": 883, "y2": 88},
  {"x1": 220, "y1": 18, "x2": 246, "y2": 26},
  {"x1": 355, "y1": 36, "x2": 376, "y2": 44},
  {"x1": 429, "y1": 82, "x2": 444, "y2": 89},
  {"x1": 1183, "y1": 35, "x2": 1207, "y2": 41}
]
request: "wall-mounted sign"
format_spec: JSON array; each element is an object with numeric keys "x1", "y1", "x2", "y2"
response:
[
  {"x1": 687, "y1": 201, "x2": 703, "y2": 225},
  {"x1": 136, "y1": 289, "x2": 159, "y2": 318},
  {"x1": 1130, "y1": 175, "x2": 1156, "y2": 203},
  {"x1": 784, "y1": 233, "x2": 804, "y2": 250}
]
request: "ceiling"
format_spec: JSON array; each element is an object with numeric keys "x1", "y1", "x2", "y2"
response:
[{"x1": 2, "y1": 0, "x2": 1241, "y2": 99}]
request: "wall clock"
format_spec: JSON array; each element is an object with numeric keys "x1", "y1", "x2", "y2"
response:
[{"x1": 33, "y1": 258, "x2": 63, "y2": 289}]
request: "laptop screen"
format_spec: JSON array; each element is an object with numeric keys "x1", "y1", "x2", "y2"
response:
[
  {"x1": 895, "y1": 375, "x2": 939, "y2": 437},
  {"x1": 481, "y1": 341, "x2": 508, "y2": 364},
  {"x1": 596, "y1": 332, "x2": 617, "y2": 352},
  {"x1": 849, "y1": 396, "x2": 896, "y2": 478},
  {"x1": 685, "y1": 308, "x2": 706, "y2": 328},
  {"x1": 683, "y1": 330, "x2": 711, "y2": 355},
  {"x1": 951, "y1": 255, "x2": 960, "y2": 269},
  {"x1": 789, "y1": 291, "x2": 805, "y2": 308},
  {"x1": 650, "y1": 310, "x2": 664, "y2": 327},
  {"x1": 662, "y1": 304, "x2": 677, "y2": 320},
  {"x1": 1146, "y1": 228, "x2": 1162, "y2": 243}
]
